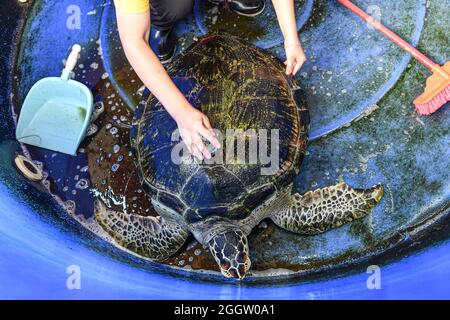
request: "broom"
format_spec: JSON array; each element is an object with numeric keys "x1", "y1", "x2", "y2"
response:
[{"x1": 339, "y1": 0, "x2": 450, "y2": 115}]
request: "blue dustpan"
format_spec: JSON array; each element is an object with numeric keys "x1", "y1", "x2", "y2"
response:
[{"x1": 16, "y1": 45, "x2": 94, "y2": 156}]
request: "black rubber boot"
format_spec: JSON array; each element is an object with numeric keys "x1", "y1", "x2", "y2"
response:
[
  {"x1": 208, "y1": 0, "x2": 266, "y2": 17},
  {"x1": 151, "y1": 27, "x2": 177, "y2": 64}
]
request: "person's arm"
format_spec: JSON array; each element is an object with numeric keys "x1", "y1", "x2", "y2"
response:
[
  {"x1": 116, "y1": 11, "x2": 219, "y2": 160},
  {"x1": 271, "y1": 0, "x2": 307, "y2": 75}
]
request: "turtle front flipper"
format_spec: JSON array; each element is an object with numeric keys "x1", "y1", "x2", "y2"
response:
[
  {"x1": 94, "y1": 200, "x2": 189, "y2": 260},
  {"x1": 270, "y1": 183, "x2": 384, "y2": 235}
]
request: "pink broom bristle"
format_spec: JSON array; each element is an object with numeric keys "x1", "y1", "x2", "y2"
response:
[{"x1": 415, "y1": 85, "x2": 450, "y2": 115}]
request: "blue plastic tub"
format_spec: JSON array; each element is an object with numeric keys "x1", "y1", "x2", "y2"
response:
[{"x1": 0, "y1": 0, "x2": 449, "y2": 299}]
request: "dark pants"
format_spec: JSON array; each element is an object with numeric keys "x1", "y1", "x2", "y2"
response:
[{"x1": 151, "y1": 0, "x2": 195, "y2": 30}]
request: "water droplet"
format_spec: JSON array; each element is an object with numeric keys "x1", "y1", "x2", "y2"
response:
[
  {"x1": 75, "y1": 179, "x2": 89, "y2": 190},
  {"x1": 92, "y1": 102, "x2": 105, "y2": 121},
  {"x1": 87, "y1": 123, "x2": 98, "y2": 136},
  {"x1": 64, "y1": 200, "x2": 76, "y2": 215},
  {"x1": 111, "y1": 164, "x2": 120, "y2": 172},
  {"x1": 113, "y1": 145, "x2": 120, "y2": 153}
]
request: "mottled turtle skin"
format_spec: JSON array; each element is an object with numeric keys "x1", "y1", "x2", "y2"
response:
[{"x1": 95, "y1": 35, "x2": 384, "y2": 280}]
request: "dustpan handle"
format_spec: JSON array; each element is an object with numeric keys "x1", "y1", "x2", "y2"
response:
[
  {"x1": 338, "y1": 0, "x2": 437, "y2": 71},
  {"x1": 61, "y1": 44, "x2": 81, "y2": 80}
]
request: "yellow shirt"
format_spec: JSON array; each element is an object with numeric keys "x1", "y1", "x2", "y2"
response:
[{"x1": 114, "y1": 0, "x2": 150, "y2": 14}]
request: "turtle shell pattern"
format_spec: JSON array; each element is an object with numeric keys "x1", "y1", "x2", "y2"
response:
[{"x1": 130, "y1": 34, "x2": 310, "y2": 224}]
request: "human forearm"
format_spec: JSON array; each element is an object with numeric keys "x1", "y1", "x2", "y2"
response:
[
  {"x1": 271, "y1": 0, "x2": 306, "y2": 75},
  {"x1": 122, "y1": 40, "x2": 219, "y2": 158},
  {"x1": 116, "y1": 11, "x2": 189, "y2": 122},
  {"x1": 121, "y1": 39, "x2": 189, "y2": 122},
  {"x1": 116, "y1": 10, "x2": 220, "y2": 159},
  {"x1": 271, "y1": 0, "x2": 300, "y2": 45}
]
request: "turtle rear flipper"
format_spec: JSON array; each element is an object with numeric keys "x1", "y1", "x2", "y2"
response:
[
  {"x1": 94, "y1": 200, "x2": 189, "y2": 260},
  {"x1": 270, "y1": 183, "x2": 384, "y2": 235}
]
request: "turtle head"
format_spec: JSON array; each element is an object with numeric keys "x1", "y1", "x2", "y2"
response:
[{"x1": 208, "y1": 229, "x2": 251, "y2": 280}]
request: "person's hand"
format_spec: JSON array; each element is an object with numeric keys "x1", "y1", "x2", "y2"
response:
[
  {"x1": 284, "y1": 42, "x2": 306, "y2": 76},
  {"x1": 175, "y1": 103, "x2": 221, "y2": 161}
]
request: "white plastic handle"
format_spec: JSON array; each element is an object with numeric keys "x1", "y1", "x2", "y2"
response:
[{"x1": 64, "y1": 44, "x2": 81, "y2": 73}]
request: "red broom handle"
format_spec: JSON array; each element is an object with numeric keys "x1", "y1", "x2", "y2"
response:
[{"x1": 338, "y1": 0, "x2": 437, "y2": 71}]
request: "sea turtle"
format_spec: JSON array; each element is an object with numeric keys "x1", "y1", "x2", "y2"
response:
[{"x1": 94, "y1": 34, "x2": 384, "y2": 280}]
